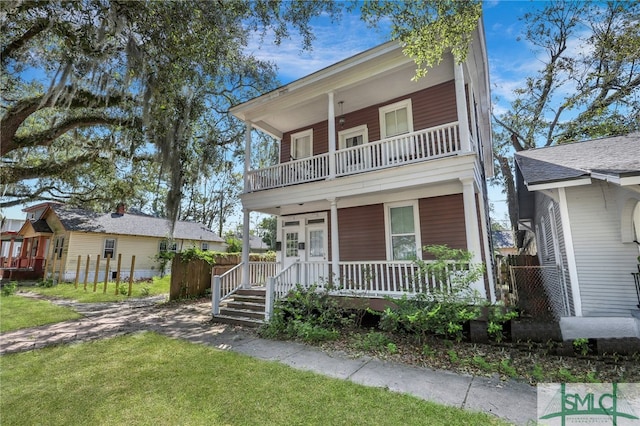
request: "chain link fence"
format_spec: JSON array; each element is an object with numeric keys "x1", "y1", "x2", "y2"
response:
[{"x1": 509, "y1": 265, "x2": 570, "y2": 321}]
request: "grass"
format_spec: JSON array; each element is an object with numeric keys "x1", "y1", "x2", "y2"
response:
[
  {"x1": 0, "y1": 295, "x2": 83, "y2": 333},
  {"x1": 23, "y1": 275, "x2": 171, "y2": 303},
  {"x1": 0, "y1": 332, "x2": 506, "y2": 426}
]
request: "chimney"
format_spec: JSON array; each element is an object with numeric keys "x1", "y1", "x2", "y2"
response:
[{"x1": 116, "y1": 203, "x2": 126, "y2": 215}]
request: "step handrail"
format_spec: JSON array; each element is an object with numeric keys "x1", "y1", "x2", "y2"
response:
[{"x1": 212, "y1": 262, "x2": 244, "y2": 316}]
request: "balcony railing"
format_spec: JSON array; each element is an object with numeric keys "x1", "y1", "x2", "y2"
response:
[{"x1": 246, "y1": 121, "x2": 463, "y2": 192}]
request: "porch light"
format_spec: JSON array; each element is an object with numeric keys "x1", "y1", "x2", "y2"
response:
[{"x1": 338, "y1": 101, "x2": 345, "y2": 127}]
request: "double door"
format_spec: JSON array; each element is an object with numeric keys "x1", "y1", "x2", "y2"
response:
[{"x1": 282, "y1": 214, "x2": 329, "y2": 286}]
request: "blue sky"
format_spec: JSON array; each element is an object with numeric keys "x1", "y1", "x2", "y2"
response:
[{"x1": 2, "y1": 1, "x2": 546, "y2": 225}]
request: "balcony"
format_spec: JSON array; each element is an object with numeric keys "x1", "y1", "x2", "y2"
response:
[{"x1": 247, "y1": 122, "x2": 466, "y2": 192}]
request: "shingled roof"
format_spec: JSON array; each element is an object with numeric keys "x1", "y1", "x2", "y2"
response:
[
  {"x1": 49, "y1": 205, "x2": 224, "y2": 242},
  {"x1": 515, "y1": 133, "x2": 640, "y2": 186}
]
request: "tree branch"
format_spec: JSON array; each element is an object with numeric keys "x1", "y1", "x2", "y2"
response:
[
  {"x1": 1, "y1": 17, "x2": 50, "y2": 63},
  {"x1": 0, "y1": 152, "x2": 100, "y2": 184}
]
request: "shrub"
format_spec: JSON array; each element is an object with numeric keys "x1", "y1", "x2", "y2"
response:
[
  {"x1": 377, "y1": 245, "x2": 484, "y2": 342},
  {"x1": 259, "y1": 284, "x2": 352, "y2": 343},
  {"x1": 1, "y1": 281, "x2": 17, "y2": 296},
  {"x1": 354, "y1": 330, "x2": 393, "y2": 352},
  {"x1": 38, "y1": 278, "x2": 56, "y2": 288},
  {"x1": 486, "y1": 303, "x2": 518, "y2": 342}
]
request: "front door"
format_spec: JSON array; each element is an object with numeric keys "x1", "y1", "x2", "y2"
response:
[{"x1": 280, "y1": 214, "x2": 328, "y2": 286}]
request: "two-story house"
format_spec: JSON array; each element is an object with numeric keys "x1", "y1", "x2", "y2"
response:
[{"x1": 219, "y1": 21, "x2": 496, "y2": 321}]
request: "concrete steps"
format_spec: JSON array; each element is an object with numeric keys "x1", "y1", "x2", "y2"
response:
[{"x1": 213, "y1": 287, "x2": 266, "y2": 328}]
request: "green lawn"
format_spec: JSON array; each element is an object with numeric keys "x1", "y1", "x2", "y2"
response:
[
  {"x1": 0, "y1": 332, "x2": 506, "y2": 426},
  {"x1": 0, "y1": 295, "x2": 82, "y2": 333},
  {"x1": 23, "y1": 275, "x2": 171, "y2": 303}
]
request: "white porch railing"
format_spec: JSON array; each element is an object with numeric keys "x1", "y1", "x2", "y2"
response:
[
  {"x1": 268, "y1": 260, "x2": 468, "y2": 302},
  {"x1": 336, "y1": 122, "x2": 460, "y2": 176},
  {"x1": 246, "y1": 122, "x2": 462, "y2": 192},
  {"x1": 211, "y1": 261, "x2": 279, "y2": 315},
  {"x1": 247, "y1": 153, "x2": 329, "y2": 190}
]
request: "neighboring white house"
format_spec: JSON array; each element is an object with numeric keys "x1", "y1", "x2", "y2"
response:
[
  {"x1": 3, "y1": 202, "x2": 226, "y2": 281},
  {"x1": 515, "y1": 133, "x2": 640, "y2": 339}
]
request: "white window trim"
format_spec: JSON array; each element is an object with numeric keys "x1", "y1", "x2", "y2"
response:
[
  {"x1": 338, "y1": 124, "x2": 369, "y2": 149},
  {"x1": 159, "y1": 239, "x2": 177, "y2": 253},
  {"x1": 384, "y1": 200, "x2": 422, "y2": 261},
  {"x1": 103, "y1": 238, "x2": 116, "y2": 259},
  {"x1": 379, "y1": 99, "x2": 413, "y2": 139},
  {"x1": 290, "y1": 129, "x2": 313, "y2": 160}
]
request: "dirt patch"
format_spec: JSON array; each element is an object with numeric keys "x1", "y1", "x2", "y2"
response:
[{"x1": 304, "y1": 330, "x2": 640, "y2": 385}]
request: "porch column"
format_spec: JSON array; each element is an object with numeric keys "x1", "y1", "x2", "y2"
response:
[
  {"x1": 7, "y1": 237, "x2": 15, "y2": 268},
  {"x1": 454, "y1": 63, "x2": 471, "y2": 152},
  {"x1": 243, "y1": 122, "x2": 252, "y2": 192},
  {"x1": 461, "y1": 177, "x2": 485, "y2": 299},
  {"x1": 242, "y1": 208, "x2": 251, "y2": 289},
  {"x1": 327, "y1": 92, "x2": 336, "y2": 180},
  {"x1": 329, "y1": 197, "x2": 339, "y2": 281}
]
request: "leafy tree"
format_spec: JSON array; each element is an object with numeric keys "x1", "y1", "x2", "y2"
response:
[
  {"x1": 492, "y1": 1, "x2": 640, "y2": 229},
  {"x1": 257, "y1": 215, "x2": 277, "y2": 250},
  {"x1": 359, "y1": 0, "x2": 482, "y2": 79},
  {"x1": 1, "y1": 0, "x2": 341, "y2": 216}
]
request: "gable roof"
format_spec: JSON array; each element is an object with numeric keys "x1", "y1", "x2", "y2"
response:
[
  {"x1": 515, "y1": 133, "x2": 640, "y2": 187},
  {"x1": 48, "y1": 205, "x2": 224, "y2": 242}
]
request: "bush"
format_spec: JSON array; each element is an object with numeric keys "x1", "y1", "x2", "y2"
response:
[
  {"x1": 377, "y1": 245, "x2": 484, "y2": 342},
  {"x1": 259, "y1": 284, "x2": 353, "y2": 343},
  {"x1": 1, "y1": 281, "x2": 17, "y2": 296}
]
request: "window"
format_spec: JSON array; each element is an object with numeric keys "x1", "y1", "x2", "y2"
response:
[
  {"x1": 309, "y1": 229, "x2": 324, "y2": 257},
  {"x1": 53, "y1": 236, "x2": 64, "y2": 259},
  {"x1": 291, "y1": 129, "x2": 313, "y2": 160},
  {"x1": 103, "y1": 238, "x2": 116, "y2": 259},
  {"x1": 385, "y1": 202, "x2": 421, "y2": 261},
  {"x1": 379, "y1": 99, "x2": 413, "y2": 139},
  {"x1": 338, "y1": 125, "x2": 369, "y2": 149},
  {"x1": 159, "y1": 240, "x2": 177, "y2": 253},
  {"x1": 285, "y1": 232, "x2": 298, "y2": 257},
  {"x1": 201, "y1": 242, "x2": 209, "y2": 251}
]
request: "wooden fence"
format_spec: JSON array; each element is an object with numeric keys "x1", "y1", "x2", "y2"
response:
[
  {"x1": 49, "y1": 254, "x2": 137, "y2": 296},
  {"x1": 170, "y1": 254, "x2": 242, "y2": 300}
]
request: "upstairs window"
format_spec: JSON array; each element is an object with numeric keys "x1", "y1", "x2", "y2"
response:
[
  {"x1": 379, "y1": 99, "x2": 413, "y2": 139},
  {"x1": 103, "y1": 238, "x2": 116, "y2": 259},
  {"x1": 339, "y1": 125, "x2": 369, "y2": 149},
  {"x1": 291, "y1": 129, "x2": 313, "y2": 160}
]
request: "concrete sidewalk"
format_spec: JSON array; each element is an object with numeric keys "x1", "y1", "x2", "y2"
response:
[{"x1": 0, "y1": 296, "x2": 537, "y2": 425}]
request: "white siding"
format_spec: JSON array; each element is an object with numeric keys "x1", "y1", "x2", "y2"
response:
[
  {"x1": 54, "y1": 232, "x2": 225, "y2": 282},
  {"x1": 566, "y1": 182, "x2": 640, "y2": 316}
]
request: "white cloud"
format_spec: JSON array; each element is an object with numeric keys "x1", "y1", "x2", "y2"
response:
[{"x1": 246, "y1": 12, "x2": 388, "y2": 83}]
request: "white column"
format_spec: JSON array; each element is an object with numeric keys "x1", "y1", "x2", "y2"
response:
[
  {"x1": 329, "y1": 198, "x2": 339, "y2": 281},
  {"x1": 461, "y1": 177, "x2": 485, "y2": 299},
  {"x1": 477, "y1": 192, "x2": 496, "y2": 303},
  {"x1": 558, "y1": 187, "x2": 582, "y2": 316},
  {"x1": 454, "y1": 63, "x2": 471, "y2": 152},
  {"x1": 243, "y1": 122, "x2": 252, "y2": 192},
  {"x1": 241, "y1": 208, "x2": 251, "y2": 289},
  {"x1": 327, "y1": 92, "x2": 336, "y2": 179}
]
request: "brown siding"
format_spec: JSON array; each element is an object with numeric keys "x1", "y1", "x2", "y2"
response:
[
  {"x1": 338, "y1": 204, "x2": 386, "y2": 261},
  {"x1": 411, "y1": 81, "x2": 458, "y2": 131},
  {"x1": 279, "y1": 80, "x2": 457, "y2": 163},
  {"x1": 419, "y1": 194, "x2": 467, "y2": 259}
]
